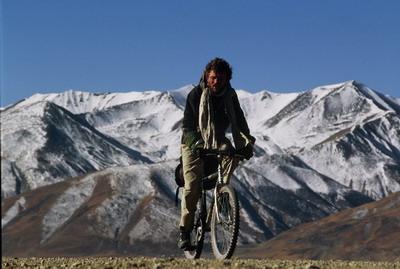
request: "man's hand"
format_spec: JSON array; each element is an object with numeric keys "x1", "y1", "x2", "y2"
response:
[
  {"x1": 191, "y1": 139, "x2": 204, "y2": 153},
  {"x1": 183, "y1": 131, "x2": 204, "y2": 153},
  {"x1": 237, "y1": 143, "x2": 254, "y2": 160}
]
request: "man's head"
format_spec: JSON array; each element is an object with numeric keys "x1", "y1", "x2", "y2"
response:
[{"x1": 204, "y1": 58, "x2": 232, "y2": 93}]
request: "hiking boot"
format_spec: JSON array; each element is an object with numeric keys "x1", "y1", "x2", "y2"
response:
[{"x1": 177, "y1": 228, "x2": 191, "y2": 250}]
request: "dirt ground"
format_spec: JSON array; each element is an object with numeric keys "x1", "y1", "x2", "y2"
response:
[{"x1": 2, "y1": 257, "x2": 400, "y2": 269}]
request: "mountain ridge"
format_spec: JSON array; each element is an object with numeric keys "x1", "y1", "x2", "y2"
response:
[{"x1": 1, "y1": 80, "x2": 399, "y2": 257}]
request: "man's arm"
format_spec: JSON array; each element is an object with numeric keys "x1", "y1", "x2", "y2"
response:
[{"x1": 181, "y1": 87, "x2": 202, "y2": 147}]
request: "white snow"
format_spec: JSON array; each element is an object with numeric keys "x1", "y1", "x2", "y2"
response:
[
  {"x1": 128, "y1": 202, "x2": 179, "y2": 243},
  {"x1": 90, "y1": 166, "x2": 155, "y2": 239},
  {"x1": 3, "y1": 81, "x2": 399, "y2": 199},
  {"x1": 262, "y1": 81, "x2": 390, "y2": 151},
  {"x1": 240, "y1": 208, "x2": 265, "y2": 234},
  {"x1": 359, "y1": 85, "x2": 395, "y2": 111},
  {"x1": 12, "y1": 90, "x2": 163, "y2": 114},
  {"x1": 1, "y1": 197, "x2": 26, "y2": 228},
  {"x1": 2, "y1": 80, "x2": 400, "y2": 244},
  {"x1": 239, "y1": 90, "x2": 299, "y2": 132},
  {"x1": 41, "y1": 173, "x2": 97, "y2": 243},
  {"x1": 1, "y1": 102, "x2": 49, "y2": 197}
]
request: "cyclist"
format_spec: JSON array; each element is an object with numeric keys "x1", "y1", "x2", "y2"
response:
[{"x1": 178, "y1": 57, "x2": 255, "y2": 250}]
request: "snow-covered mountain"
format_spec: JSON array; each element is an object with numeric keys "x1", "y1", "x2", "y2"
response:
[
  {"x1": 1, "y1": 101, "x2": 152, "y2": 199},
  {"x1": 1, "y1": 80, "x2": 399, "y2": 256}
]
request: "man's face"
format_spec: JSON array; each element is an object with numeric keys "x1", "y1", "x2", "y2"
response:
[{"x1": 207, "y1": 70, "x2": 228, "y2": 93}]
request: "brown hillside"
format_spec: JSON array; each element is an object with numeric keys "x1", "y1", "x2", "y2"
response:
[
  {"x1": 1, "y1": 170, "x2": 179, "y2": 257},
  {"x1": 238, "y1": 192, "x2": 400, "y2": 261}
]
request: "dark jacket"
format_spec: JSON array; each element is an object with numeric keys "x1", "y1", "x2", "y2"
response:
[{"x1": 182, "y1": 84, "x2": 254, "y2": 149}]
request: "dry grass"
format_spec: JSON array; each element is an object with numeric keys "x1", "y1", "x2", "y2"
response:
[{"x1": 2, "y1": 257, "x2": 399, "y2": 269}]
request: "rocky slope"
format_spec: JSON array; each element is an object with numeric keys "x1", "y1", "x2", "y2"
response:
[
  {"x1": 238, "y1": 192, "x2": 400, "y2": 261},
  {"x1": 2, "y1": 160, "x2": 375, "y2": 256},
  {"x1": 1, "y1": 80, "x2": 399, "y2": 257}
]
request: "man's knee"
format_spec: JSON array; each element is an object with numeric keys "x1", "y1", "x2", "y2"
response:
[{"x1": 184, "y1": 173, "x2": 202, "y2": 190}]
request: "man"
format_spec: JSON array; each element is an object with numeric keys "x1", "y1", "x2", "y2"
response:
[{"x1": 178, "y1": 57, "x2": 255, "y2": 249}]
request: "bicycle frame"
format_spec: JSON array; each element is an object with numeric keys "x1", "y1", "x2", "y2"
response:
[
  {"x1": 201, "y1": 151, "x2": 242, "y2": 233},
  {"x1": 184, "y1": 148, "x2": 244, "y2": 259}
]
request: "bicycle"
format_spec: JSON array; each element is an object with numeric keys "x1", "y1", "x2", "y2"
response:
[{"x1": 182, "y1": 148, "x2": 244, "y2": 260}]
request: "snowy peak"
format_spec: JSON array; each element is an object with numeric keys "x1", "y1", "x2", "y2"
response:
[
  {"x1": 300, "y1": 111, "x2": 400, "y2": 199},
  {"x1": 239, "y1": 90, "x2": 300, "y2": 132},
  {"x1": 261, "y1": 81, "x2": 398, "y2": 151},
  {"x1": 81, "y1": 90, "x2": 185, "y2": 161},
  {"x1": 2, "y1": 81, "x2": 398, "y2": 194},
  {"x1": 354, "y1": 81, "x2": 400, "y2": 114},
  {"x1": 11, "y1": 89, "x2": 167, "y2": 114},
  {"x1": 168, "y1": 84, "x2": 195, "y2": 108},
  {"x1": 310, "y1": 80, "x2": 399, "y2": 115},
  {"x1": 1, "y1": 100, "x2": 152, "y2": 199}
]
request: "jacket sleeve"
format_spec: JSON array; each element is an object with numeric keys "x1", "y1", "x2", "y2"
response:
[{"x1": 181, "y1": 87, "x2": 202, "y2": 145}]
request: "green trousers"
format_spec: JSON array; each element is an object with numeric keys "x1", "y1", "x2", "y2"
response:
[{"x1": 179, "y1": 143, "x2": 238, "y2": 231}]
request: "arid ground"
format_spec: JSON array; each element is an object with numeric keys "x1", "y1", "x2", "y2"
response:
[{"x1": 2, "y1": 257, "x2": 400, "y2": 269}]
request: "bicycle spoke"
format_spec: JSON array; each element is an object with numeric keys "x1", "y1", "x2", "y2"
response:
[
  {"x1": 214, "y1": 193, "x2": 233, "y2": 253},
  {"x1": 211, "y1": 185, "x2": 240, "y2": 260}
]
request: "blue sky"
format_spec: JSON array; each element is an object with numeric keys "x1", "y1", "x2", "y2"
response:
[{"x1": 1, "y1": 0, "x2": 399, "y2": 106}]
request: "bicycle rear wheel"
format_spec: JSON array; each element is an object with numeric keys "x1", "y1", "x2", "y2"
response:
[
  {"x1": 210, "y1": 185, "x2": 240, "y2": 260},
  {"x1": 184, "y1": 202, "x2": 205, "y2": 259}
]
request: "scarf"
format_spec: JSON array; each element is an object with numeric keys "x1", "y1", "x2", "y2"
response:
[
  {"x1": 199, "y1": 86, "x2": 228, "y2": 149},
  {"x1": 198, "y1": 77, "x2": 253, "y2": 150}
]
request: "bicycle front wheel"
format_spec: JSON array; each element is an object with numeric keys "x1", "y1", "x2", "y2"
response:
[{"x1": 210, "y1": 185, "x2": 240, "y2": 260}]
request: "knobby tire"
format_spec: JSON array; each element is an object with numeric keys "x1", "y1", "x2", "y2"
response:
[{"x1": 210, "y1": 185, "x2": 240, "y2": 260}]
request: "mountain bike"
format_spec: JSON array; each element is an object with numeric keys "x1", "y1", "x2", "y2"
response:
[{"x1": 183, "y1": 149, "x2": 244, "y2": 260}]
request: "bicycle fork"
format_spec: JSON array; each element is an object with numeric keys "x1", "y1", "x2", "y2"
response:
[
  {"x1": 216, "y1": 162, "x2": 225, "y2": 222},
  {"x1": 206, "y1": 157, "x2": 226, "y2": 229}
]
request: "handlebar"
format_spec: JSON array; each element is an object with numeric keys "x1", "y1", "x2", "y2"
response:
[{"x1": 198, "y1": 148, "x2": 245, "y2": 160}]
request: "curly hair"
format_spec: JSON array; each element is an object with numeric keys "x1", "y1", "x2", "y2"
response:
[{"x1": 204, "y1": 57, "x2": 233, "y2": 81}]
